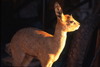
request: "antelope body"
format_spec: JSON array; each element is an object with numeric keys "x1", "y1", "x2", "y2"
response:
[{"x1": 10, "y1": 2, "x2": 80, "y2": 67}]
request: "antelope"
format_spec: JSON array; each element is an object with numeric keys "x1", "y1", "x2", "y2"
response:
[{"x1": 10, "y1": 2, "x2": 80, "y2": 67}]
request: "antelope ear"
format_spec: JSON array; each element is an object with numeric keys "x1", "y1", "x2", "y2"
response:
[
  {"x1": 54, "y1": 2, "x2": 63, "y2": 19},
  {"x1": 71, "y1": 14, "x2": 74, "y2": 18}
]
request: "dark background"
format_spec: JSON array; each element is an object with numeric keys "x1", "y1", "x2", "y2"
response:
[{"x1": 1, "y1": 0, "x2": 100, "y2": 67}]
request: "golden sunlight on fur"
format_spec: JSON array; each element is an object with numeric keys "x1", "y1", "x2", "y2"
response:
[
  {"x1": 10, "y1": 2, "x2": 80, "y2": 67},
  {"x1": 35, "y1": 30, "x2": 53, "y2": 37}
]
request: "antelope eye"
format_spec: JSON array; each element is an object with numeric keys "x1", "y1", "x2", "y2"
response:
[{"x1": 70, "y1": 21, "x2": 74, "y2": 23}]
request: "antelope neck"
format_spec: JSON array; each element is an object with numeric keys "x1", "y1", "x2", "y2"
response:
[{"x1": 53, "y1": 21, "x2": 67, "y2": 46}]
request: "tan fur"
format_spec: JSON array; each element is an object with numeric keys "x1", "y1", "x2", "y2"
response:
[{"x1": 10, "y1": 2, "x2": 80, "y2": 67}]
